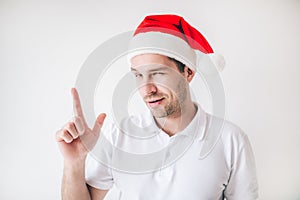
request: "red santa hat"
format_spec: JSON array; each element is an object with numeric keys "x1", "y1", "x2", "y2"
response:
[{"x1": 128, "y1": 14, "x2": 225, "y2": 74}]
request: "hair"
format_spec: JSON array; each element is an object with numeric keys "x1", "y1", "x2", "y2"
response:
[{"x1": 168, "y1": 57, "x2": 186, "y2": 73}]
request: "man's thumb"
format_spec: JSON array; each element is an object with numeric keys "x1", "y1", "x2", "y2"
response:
[{"x1": 93, "y1": 113, "x2": 106, "y2": 133}]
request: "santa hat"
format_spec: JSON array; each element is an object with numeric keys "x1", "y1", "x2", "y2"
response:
[{"x1": 128, "y1": 14, "x2": 225, "y2": 75}]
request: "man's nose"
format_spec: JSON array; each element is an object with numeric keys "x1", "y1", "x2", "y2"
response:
[{"x1": 141, "y1": 81, "x2": 157, "y2": 96}]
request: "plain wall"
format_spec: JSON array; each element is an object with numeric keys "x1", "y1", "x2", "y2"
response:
[{"x1": 0, "y1": 0, "x2": 299, "y2": 199}]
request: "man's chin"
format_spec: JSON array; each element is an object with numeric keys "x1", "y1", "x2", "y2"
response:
[{"x1": 148, "y1": 107, "x2": 168, "y2": 118}]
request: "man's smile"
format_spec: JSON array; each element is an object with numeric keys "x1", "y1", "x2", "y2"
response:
[{"x1": 146, "y1": 97, "x2": 165, "y2": 107}]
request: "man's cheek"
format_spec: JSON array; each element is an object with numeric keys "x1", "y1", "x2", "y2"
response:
[{"x1": 155, "y1": 79, "x2": 177, "y2": 91}]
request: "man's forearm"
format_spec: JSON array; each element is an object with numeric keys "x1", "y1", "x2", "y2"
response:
[{"x1": 62, "y1": 159, "x2": 90, "y2": 200}]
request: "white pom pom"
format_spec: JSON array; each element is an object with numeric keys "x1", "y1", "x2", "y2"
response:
[
  {"x1": 209, "y1": 53, "x2": 225, "y2": 72},
  {"x1": 196, "y1": 52, "x2": 225, "y2": 76}
]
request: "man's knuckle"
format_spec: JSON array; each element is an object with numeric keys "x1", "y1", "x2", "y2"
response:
[
  {"x1": 74, "y1": 116, "x2": 81, "y2": 124},
  {"x1": 66, "y1": 122, "x2": 73, "y2": 130}
]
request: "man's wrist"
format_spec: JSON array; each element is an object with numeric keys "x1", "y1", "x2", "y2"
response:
[{"x1": 64, "y1": 157, "x2": 86, "y2": 172}]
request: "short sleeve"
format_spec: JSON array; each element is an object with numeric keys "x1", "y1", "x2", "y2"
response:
[
  {"x1": 224, "y1": 133, "x2": 259, "y2": 200},
  {"x1": 85, "y1": 154, "x2": 114, "y2": 190},
  {"x1": 84, "y1": 121, "x2": 117, "y2": 190}
]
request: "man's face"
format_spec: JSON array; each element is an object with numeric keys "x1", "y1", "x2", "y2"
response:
[{"x1": 130, "y1": 54, "x2": 189, "y2": 118}]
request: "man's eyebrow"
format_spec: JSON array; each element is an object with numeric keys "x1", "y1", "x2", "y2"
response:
[
  {"x1": 148, "y1": 67, "x2": 169, "y2": 72},
  {"x1": 130, "y1": 67, "x2": 169, "y2": 72}
]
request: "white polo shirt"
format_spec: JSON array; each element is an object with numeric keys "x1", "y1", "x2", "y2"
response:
[{"x1": 85, "y1": 105, "x2": 258, "y2": 200}]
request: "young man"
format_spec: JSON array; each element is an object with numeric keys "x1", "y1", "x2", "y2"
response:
[{"x1": 56, "y1": 14, "x2": 258, "y2": 200}]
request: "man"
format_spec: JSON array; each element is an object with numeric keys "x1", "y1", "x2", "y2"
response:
[{"x1": 56, "y1": 14, "x2": 258, "y2": 199}]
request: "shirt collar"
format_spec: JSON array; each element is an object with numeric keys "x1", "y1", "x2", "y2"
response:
[
  {"x1": 175, "y1": 103, "x2": 207, "y2": 141},
  {"x1": 143, "y1": 102, "x2": 207, "y2": 141}
]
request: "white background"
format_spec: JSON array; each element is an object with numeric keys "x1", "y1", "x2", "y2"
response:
[{"x1": 1, "y1": 0, "x2": 300, "y2": 199}]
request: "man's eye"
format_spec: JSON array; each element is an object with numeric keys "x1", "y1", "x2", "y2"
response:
[
  {"x1": 135, "y1": 73, "x2": 142, "y2": 78},
  {"x1": 153, "y1": 72, "x2": 164, "y2": 76}
]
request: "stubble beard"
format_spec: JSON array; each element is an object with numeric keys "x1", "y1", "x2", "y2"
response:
[{"x1": 147, "y1": 81, "x2": 187, "y2": 119}]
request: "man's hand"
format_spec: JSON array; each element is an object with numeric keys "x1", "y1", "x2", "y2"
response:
[
  {"x1": 56, "y1": 88, "x2": 108, "y2": 200},
  {"x1": 56, "y1": 88, "x2": 106, "y2": 161}
]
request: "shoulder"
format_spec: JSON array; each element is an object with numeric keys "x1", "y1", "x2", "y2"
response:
[
  {"x1": 204, "y1": 113, "x2": 255, "y2": 168},
  {"x1": 197, "y1": 110, "x2": 251, "y2": 160},
  {"x1": 200, "y1": 112, "x2": 252, "y2": 160},
  {"x1": 206, "y1": 113, "x2": 248, "y2": 147}
]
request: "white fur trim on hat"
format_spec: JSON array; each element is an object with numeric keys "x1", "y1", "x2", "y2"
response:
[
  {"x1": 128, "y1": 31, "x2": 197, "y2": 70},
  {"x1": 127, "y1": 31, "x2": 225, "y2": 75}
]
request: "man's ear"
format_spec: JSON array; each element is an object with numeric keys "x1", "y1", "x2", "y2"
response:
[{"x1": 185, "y1": 67, "x2": 195, "y2": 83}]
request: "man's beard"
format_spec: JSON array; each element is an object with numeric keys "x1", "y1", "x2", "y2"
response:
[
  {"x1": 144, "y1": 82, "x2": 187, "y2": 118},
  {"x1": 150, "y1": 100, "x2": 181, "y2": 118}
]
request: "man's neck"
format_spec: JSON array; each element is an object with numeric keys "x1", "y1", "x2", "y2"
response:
[{"x1": 154, "y1": 102, "x2": 198, "y2": 137}]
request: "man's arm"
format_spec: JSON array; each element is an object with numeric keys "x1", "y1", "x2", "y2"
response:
[
  {"x1": 88, "y1": 185, "x2": 109, "y2": 200},
  {"x1": 56, "y1": 88, "x2": 108, "y2": 200},
  {"x1": 224, "y1": 133, "x2": 259, "y2": 200},
  {"x1": 62, "y1": 159, "x2": 108, "y2": 200},
  {"x1": 62, "y1": 159, "x2": 90, "y2": 199}
]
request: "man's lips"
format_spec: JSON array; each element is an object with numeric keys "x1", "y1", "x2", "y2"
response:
[
  {"x1": 148, "y1": 98, "x2": 164, "y2": 103},
  {"x1": 146, "y1": 97, "x2": 165, "y2": 106}
]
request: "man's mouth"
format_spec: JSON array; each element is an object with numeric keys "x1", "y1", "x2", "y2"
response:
[{"x1": 147, "y1": 98, "x2": 165, "y2": 107}]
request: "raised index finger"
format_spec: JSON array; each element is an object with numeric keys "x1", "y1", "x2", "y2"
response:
[{"x1": 71, "y1": 88, "x2": 84, "y2": 117}]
